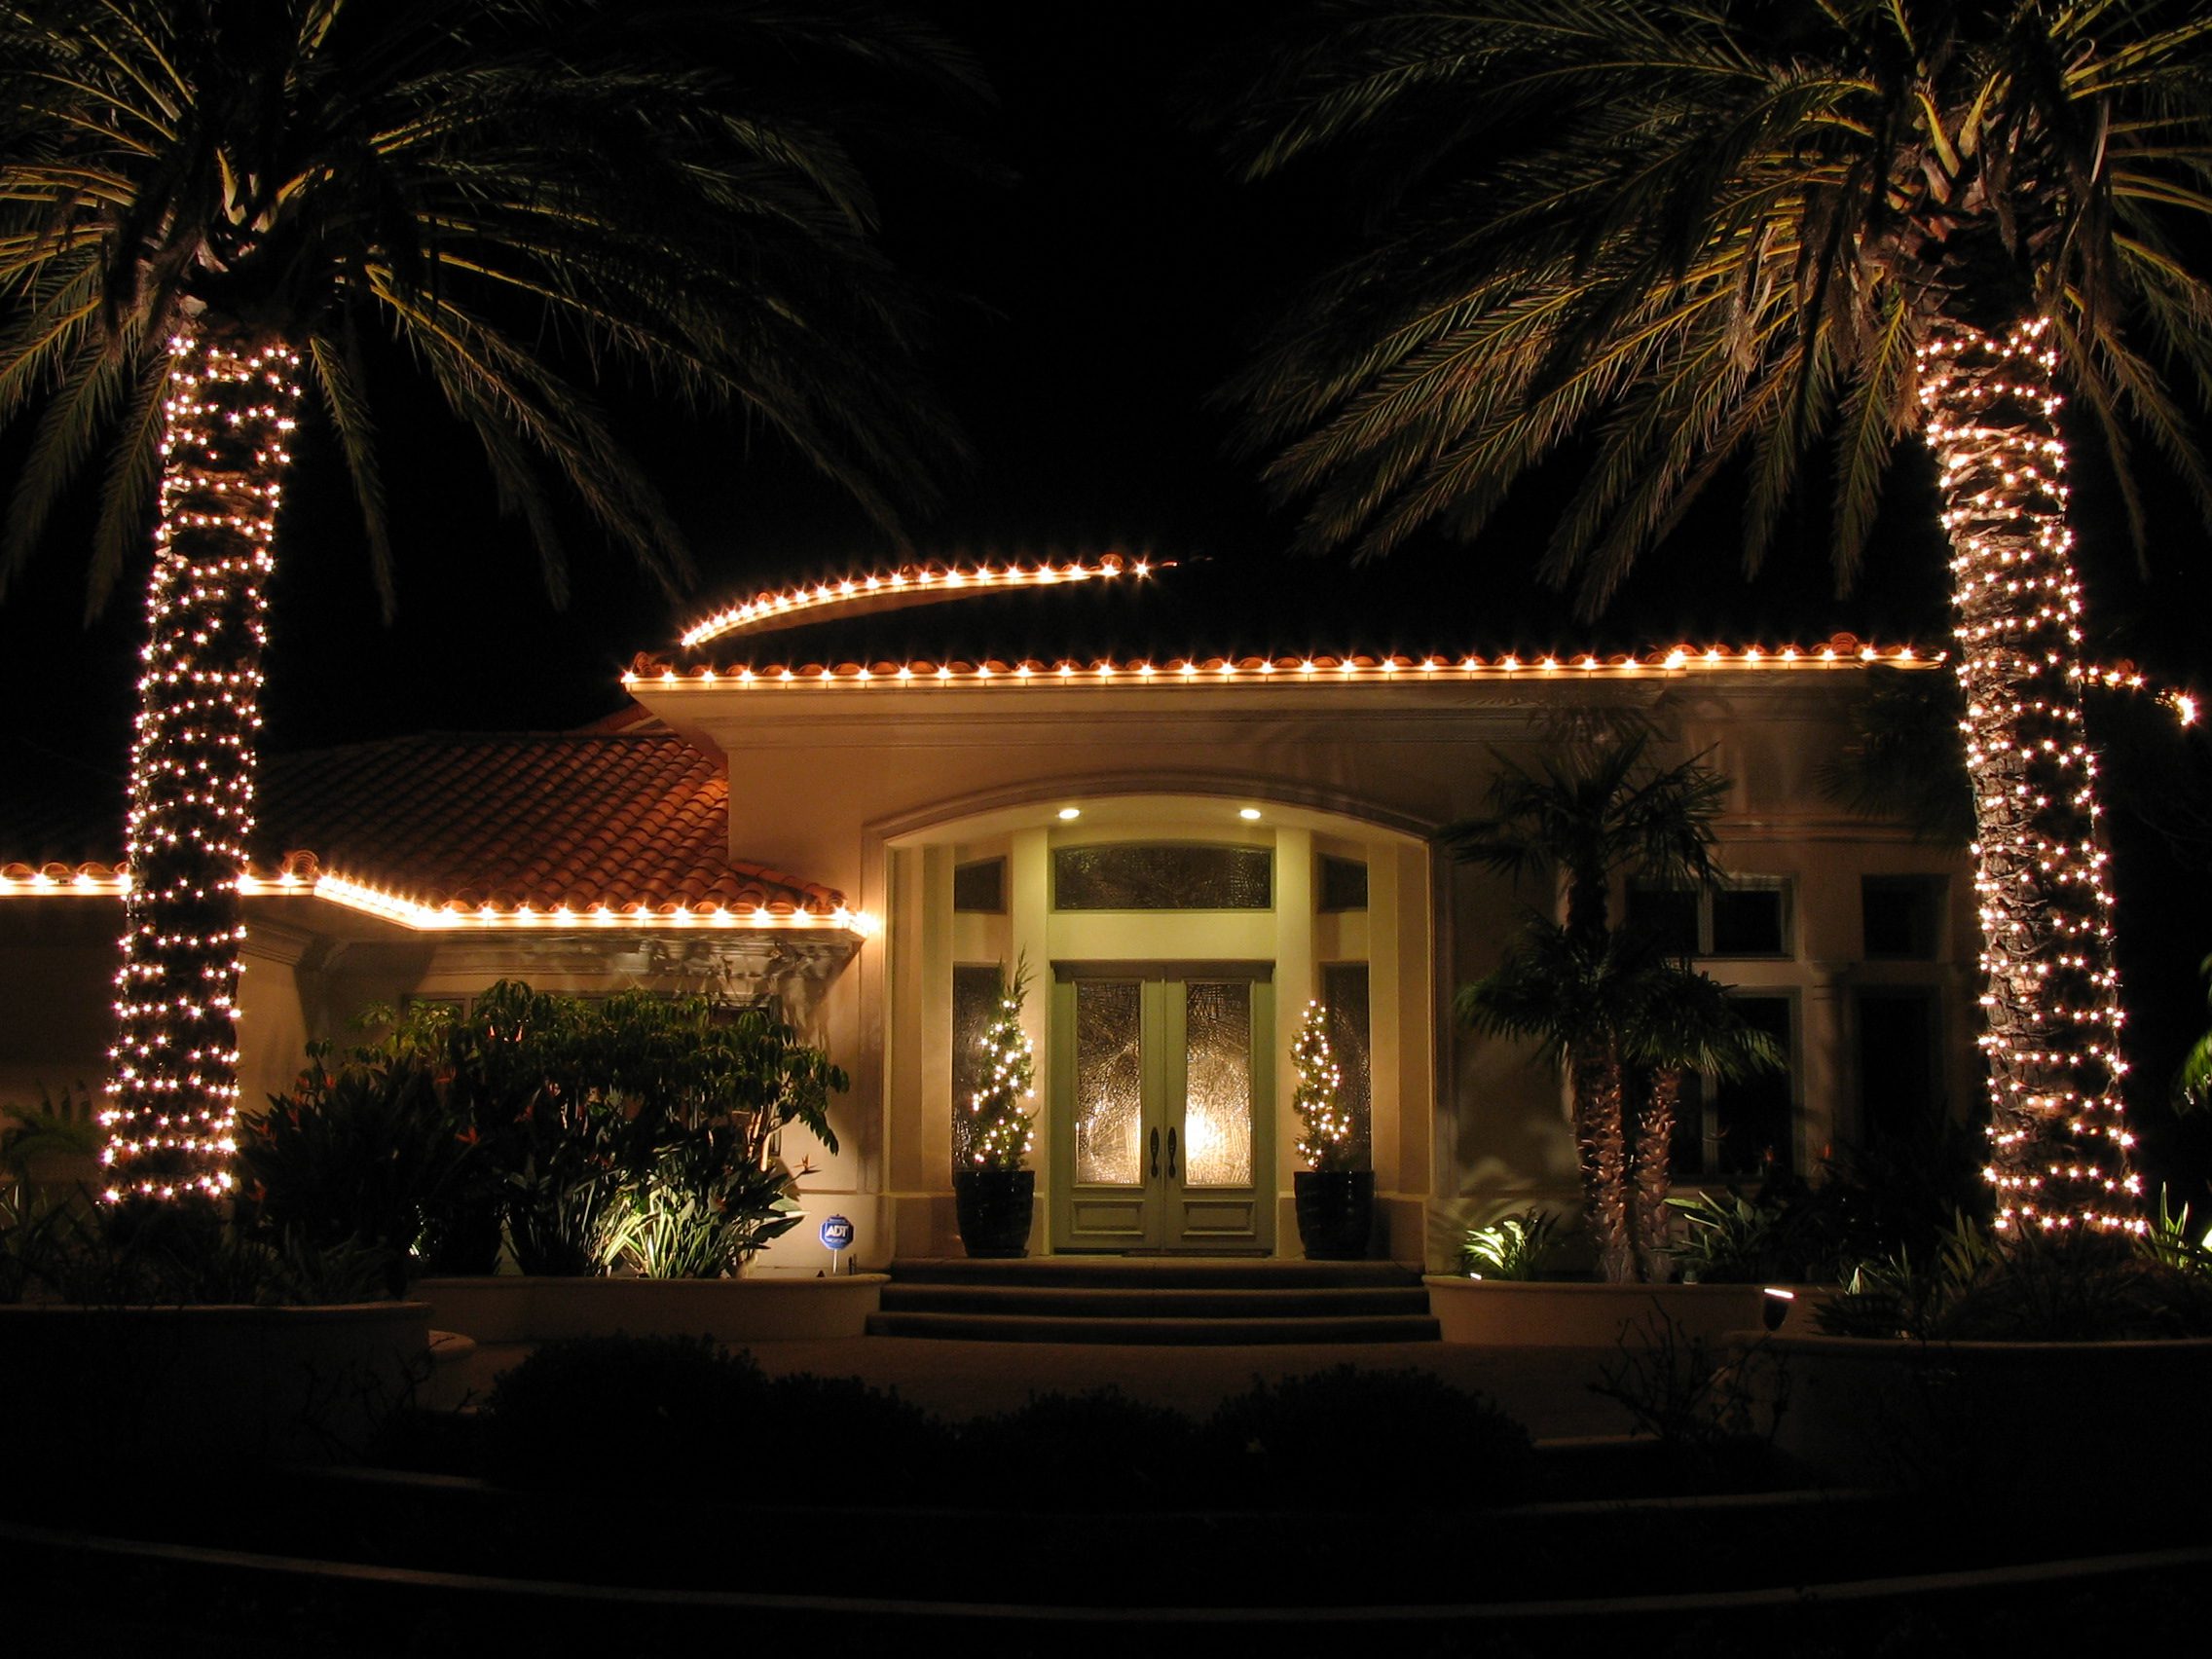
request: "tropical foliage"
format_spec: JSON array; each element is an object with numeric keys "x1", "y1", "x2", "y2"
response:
[
  {"x1": 1819, "y1": 1208, "x2": 2212, "y2": 1341},
  {"x1": 1445, "y1": 732, "x2": 1724, "y2": 948},
  {"x1": 1458, "y1": 1205, "x2": 1564, "y2": 1279},
  {"x1": 0, "y1": 0, "x2": 967, "y2": 1205},
  {"x1": 240, "y1": 983, "x2": 846, "y2": 1281},
  {"x1": 1449, "y1": 731, "x2": 1774, "y2": 1280},
  {"x1": 1227, "y1": 0, "x2": 2212, "y2": 1235}
]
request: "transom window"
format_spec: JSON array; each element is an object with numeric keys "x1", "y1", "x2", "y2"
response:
[
  {"x1": 1626, "y1": 880, "x2": 1790, "y2": 958},
  {"x1": 1862, "y1": 876, "x2": 1944, "y2": 960},
  {"x1": 1051, "y1": 844, "x2": 1272, "y2": 910}
]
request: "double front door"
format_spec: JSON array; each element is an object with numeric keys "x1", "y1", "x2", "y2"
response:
[{"x1": 1050, "y1": 971, "x2": 1273, "y2": 1252}]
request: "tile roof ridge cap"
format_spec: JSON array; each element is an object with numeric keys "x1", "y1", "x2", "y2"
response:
[{"x1": 270, "y1": 729, "x2": 697, "y2": 756}]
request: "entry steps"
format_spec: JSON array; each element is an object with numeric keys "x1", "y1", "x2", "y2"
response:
[{"x1": 870, "y1": 1257, "x2": 1440, "y2": 1345}]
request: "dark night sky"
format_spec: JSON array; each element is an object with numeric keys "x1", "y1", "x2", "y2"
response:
[{"x1": 3, "y1": 2, "x2": 2209, "y2": 1177}]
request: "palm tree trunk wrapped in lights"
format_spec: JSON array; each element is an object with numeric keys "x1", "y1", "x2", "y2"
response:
[
  {"x1": 1920, "y1": 320, "x2": 2137, "y2": 1233},
  {"x1": 105, "y1": 330, "x2": 299, "y2": 1203},
  {"x1": 1227, "y1": 2, "x2": 2212, "y2": 1237},
  {"x1": 1, "y1": 2, "x2": 972, "y2": 1211}
]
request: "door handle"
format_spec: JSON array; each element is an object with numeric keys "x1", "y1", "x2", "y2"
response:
[
  {"x1": 1166, "y1": 1127, "x2": 1178, "y2": 1180},
  {"x1": 1149, "y1": 1126, "x2": 1160, "y2": 1178}
]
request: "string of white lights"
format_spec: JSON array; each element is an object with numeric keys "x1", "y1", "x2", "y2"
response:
[
  {"x1": 102, "y1": 331, "x2": 299, "y2": 1206},
  {"x1": 1920, "y1": 317, "x2": 2142, "y2": 1235}
]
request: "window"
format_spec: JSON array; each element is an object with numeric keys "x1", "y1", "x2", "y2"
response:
[
  {"x1": 1673, "y1": 995, "x2": 1795, "y2": 1177},
  {"x1": 1855, "y1": 989, "x2": 1942, "y2": 1148},
  {"x1": 1319, "y1": 855, "x2": 1369, "y2": 911},
  {"x1": 1627, "y1": 881, "x2": 1789, "y2": 958},
  {"x1": 953, "y1": 857, "x2": 1006, "y2": 913},
  {"x1": 1052, "y1": 844, "x2": 1272, "y2": 910},
  {"x1": 1862, "y1": 876, "x2": 1944, "y2": 960}
]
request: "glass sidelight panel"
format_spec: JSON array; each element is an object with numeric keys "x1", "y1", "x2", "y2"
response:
[
  {"x1": 1182, "y1": 981, "x2": 1253, "y2": 1187},
  {"x1": 1073, "y1": 979, "x2": 1145, "y2": 1184}
]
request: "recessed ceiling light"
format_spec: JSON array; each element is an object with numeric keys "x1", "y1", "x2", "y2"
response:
[
  {"x1": 1057, "y1": 807, "x2": 1082, "y2": 820},
  {"x1": 1238, "y1": 807, "x2": 1263, "y2": 820}
]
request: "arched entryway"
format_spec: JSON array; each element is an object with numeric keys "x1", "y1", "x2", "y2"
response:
[{"x1": 874, "y1": 786, "x2": 1434, "y2": 1258}]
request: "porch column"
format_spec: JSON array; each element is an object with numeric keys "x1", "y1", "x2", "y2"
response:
[{"x1": 1009, "y1": 827, "x2": 1051, "y2": 1254}]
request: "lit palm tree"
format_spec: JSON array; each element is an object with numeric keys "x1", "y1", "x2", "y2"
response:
[
  {"x1": 0, "y1": 0, "x2": 971, "y2": 1207},
  {"x1": 1228, "y1": 1, "x2": 2212, "y2": 1235}
]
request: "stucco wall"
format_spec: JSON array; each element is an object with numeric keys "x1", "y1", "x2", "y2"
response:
[{"x1": 641, "y1": 670, "x2": 1977, "y2": 1270}]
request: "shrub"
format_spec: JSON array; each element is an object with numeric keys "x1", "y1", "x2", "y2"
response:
[
  {"x1": 961, "y1": 1389, "x2": 1201, "y2": 1509},
  {"x1": 1, "y1": 1198, "x2": 389, "y2": 1307},
  {"x1": 1665, "y1": 1186, "x2": 1808, "y2": 1283},
  {"x1": 1817, "y1": 1212, "x2": 2212, "y2": 1341},
  {"x1": 1210, "y1": 1367, "x2": 1534, "y2": 1510},
  {"x1": 482, "y1": 1334, "x2": 767, "y2": 1491},
  {"x1": 240, "y1": 1049, "x2": 474, "y2": 1294},
  {"x1": 269, "y1": 982, "x2": 851, "y2": 1279}
]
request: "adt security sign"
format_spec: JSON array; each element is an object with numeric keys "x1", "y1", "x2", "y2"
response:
[{"x1": 820, "y1": 1215, "x2": 855, "y2": 1252}]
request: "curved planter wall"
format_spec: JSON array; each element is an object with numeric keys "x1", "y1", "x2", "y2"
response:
[
  {"x1": 419, "y1": 1273, "x2": 887, "y2": 1345},
  {"x1": 0, "y1": 1301, "x2": 431, "y2": 1467},
  {"x1": 1756, "y1": 1331, "x2": 2212, "y2": 1489},
  {"x1": 1423, "y1": 1276, "x2": 1809, "y2": 1346}
]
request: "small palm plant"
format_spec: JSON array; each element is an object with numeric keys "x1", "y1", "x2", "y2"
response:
[
  {"x1": 1290, "y1": 999, "x2": 1354, "y2": 1174},
  {"x1": 1459, "y1": 1208, "x2": 1563, "y2": 1280},
  {"x1": 952, "y1": 956, "x2": 1039, "y2": 1258},
  {"x1": 962, "y1": 957, "x2": 1037, "y2": 1172}
]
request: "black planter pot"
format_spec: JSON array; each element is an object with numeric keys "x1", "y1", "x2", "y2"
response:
[
  {"x1": 1293, "y1": 1169, "x2": 1375, "y2": 1261},
  {"x1": 953, "y1": 1168, "x2": 1036, "y2": 1258}
]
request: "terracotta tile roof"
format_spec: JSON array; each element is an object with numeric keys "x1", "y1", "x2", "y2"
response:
[
  {"x1": 0, "y1": 734, "x2": 845, "y2": 921},
  {"x1": 253, "y1": 734, "x2": 843, "y2": 917}
]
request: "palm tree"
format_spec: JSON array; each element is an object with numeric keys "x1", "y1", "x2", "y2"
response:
[
  {"x1": 1621, "y1": 964, "x2": 1783, "y2": 1283},
  {"x1": 1445, "y1": 728, "x2": 1726, "y2": 949},
  {"x1": 1226, "y1": 1, "x2": 2212, "y2": 1235},
  {"x1": 1460, "y1": 920, "x2": 1775, "y2": 1281},
  {"x1": 1449, "y1": 731, "x2": 1728, "y2": 1277},
  {"x1": 0, "y1": 0, "x2": 971, "y2": 1207},
  {"x1": 1460, "y1": 922, "x2": 1645, "y2": 1280}
]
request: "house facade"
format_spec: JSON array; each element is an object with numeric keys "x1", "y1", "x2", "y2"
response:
[{"x1": 0, "y1": 562, "x2": 1977, "y2": 1272}]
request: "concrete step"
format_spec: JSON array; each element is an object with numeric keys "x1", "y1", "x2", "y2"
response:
[
  {"x1": 885, "y1": 1257, "x2": 1421, "y2": 1292},
  {"x1": 864, "y1": 1309, "x2": 1444, "y2": 1345},
  {"x1": 877, "y1": 1283, "x2": 1434, "y2": 1319}
]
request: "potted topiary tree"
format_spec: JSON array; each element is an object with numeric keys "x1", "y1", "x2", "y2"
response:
[
  {"x1": 1290, "y1": 999, "x2": 1372, "y2": 1259},
  {"x1": 953, "y1": 958, "x2": 1037, "y2": 1257}
]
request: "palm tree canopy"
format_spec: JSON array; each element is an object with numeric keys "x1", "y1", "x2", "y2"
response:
[
  {"x1": 1442, "y1": 729, "x2": 1726, "y2": 942},
  {"x1": 1622, "y1": 957, "x2": 1784, "y2": 1085},
  {"x1": 0, "y1": 0, "x2": 974, "y2": 613},
  {"x1": 1223, "y1": 0, "x2": 2212, "y2": 608}
]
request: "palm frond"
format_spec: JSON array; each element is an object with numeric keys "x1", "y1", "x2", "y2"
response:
[{"x1": 1225, "y1": 0, "x2": 2212, "y2": 599}]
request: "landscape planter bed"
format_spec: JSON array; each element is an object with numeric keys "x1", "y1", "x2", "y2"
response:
[
  {"x1": 0, "y1": 1300, "x2": 431, "y2": 1466},
  {"x1": 417, "y1": 1272, "x2": 887, "y2": 1345},
  {"x1": 1423, "y1": 1276, "x2": 1818, "y2": 1346},
  {"x1": 1754, "y1": 1331, "x2": 2212, "y2": 1490}
]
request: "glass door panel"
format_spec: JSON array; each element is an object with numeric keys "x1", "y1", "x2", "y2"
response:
[
  {"x1": 1073, "y1": 979, "x2": 1144, "y2": 1185},
  {"x1": 1181, "y1": 980, "x2": 1252, "y2": 1188}
]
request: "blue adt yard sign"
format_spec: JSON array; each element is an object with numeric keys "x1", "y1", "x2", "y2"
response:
[{"x1": 820, "y1": 1215, "x2": 855, "y2": 1251}]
